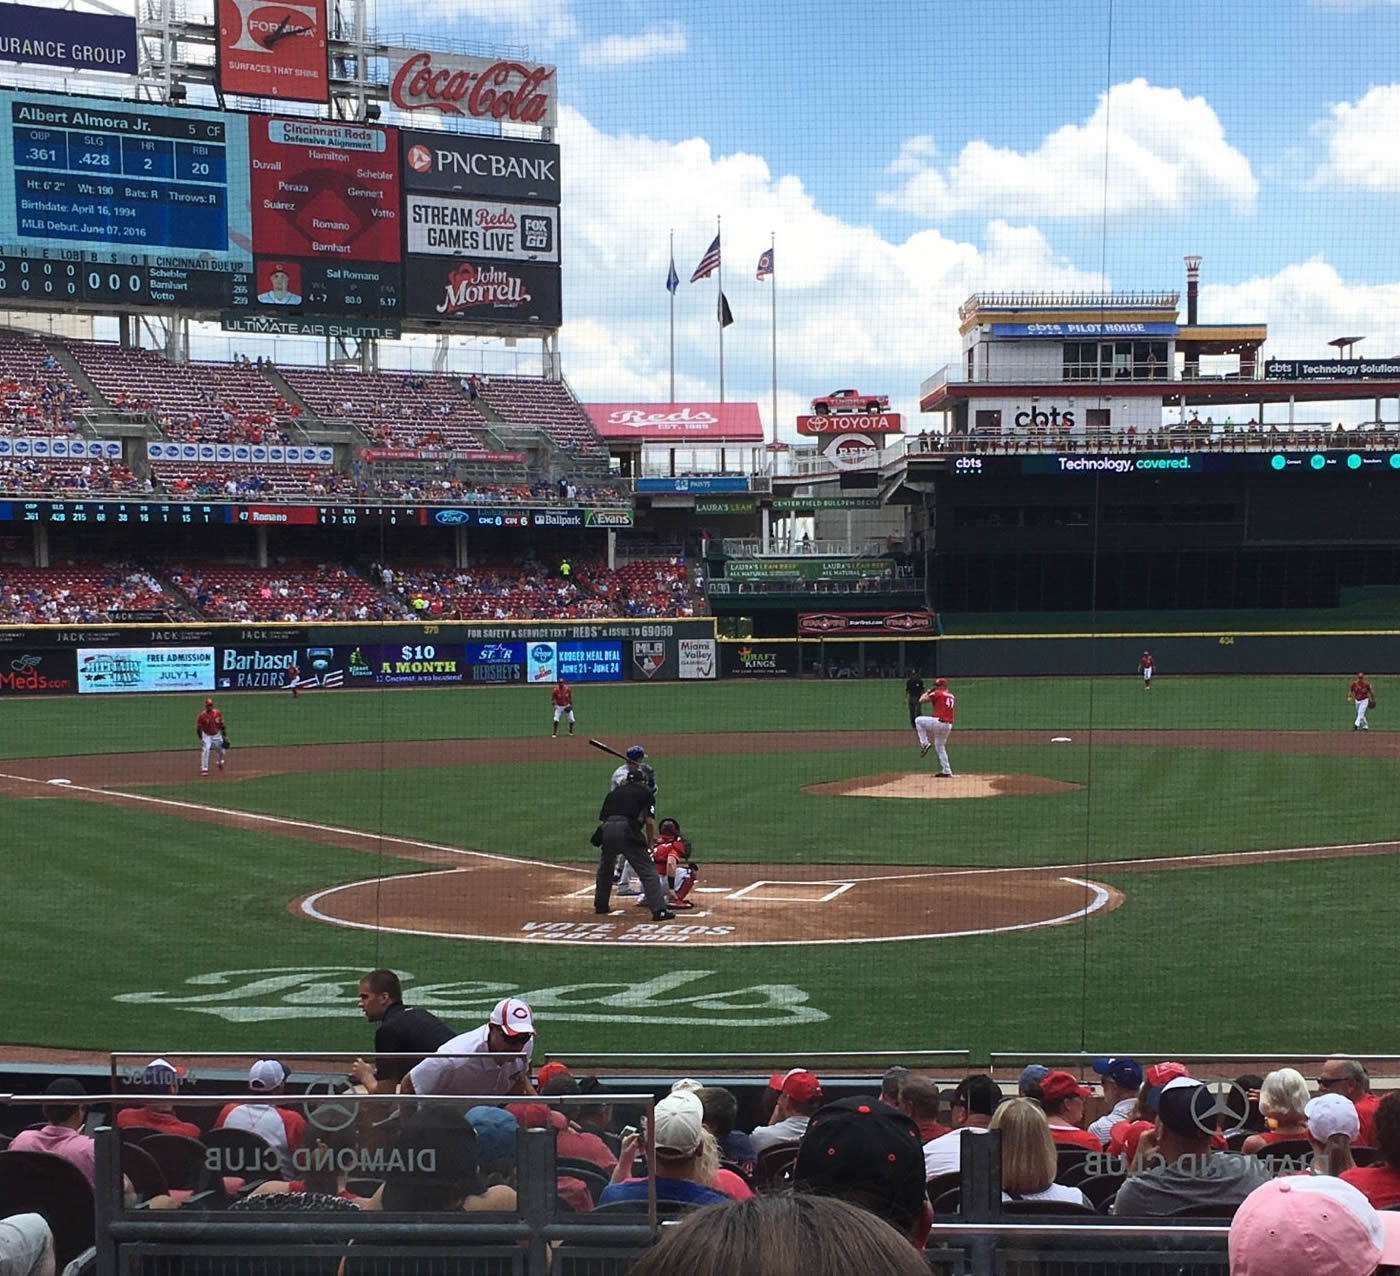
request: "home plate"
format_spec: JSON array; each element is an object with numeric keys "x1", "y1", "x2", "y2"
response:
[
  {"x1": 46, "y1": 778, "x2": 72, "y2": 786},
  {"x1": 1051, "y1": 737, "x2": 1072, "y2": 743}
]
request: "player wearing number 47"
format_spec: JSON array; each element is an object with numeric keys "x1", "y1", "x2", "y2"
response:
[{"x1": 914, "y1": 678, "x2": 955, "y2": 778}]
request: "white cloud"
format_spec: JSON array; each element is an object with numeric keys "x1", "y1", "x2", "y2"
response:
[
  {"x1": 881, "y1": 78, "x2": 1257, "y2": 221},
  {"x1": 579, "y1": 24, "x2": 687, "y2": 67},
  {"x1": 407, "y1": 0, "x2": 579, "y2": 46},
  {"x1": 1314, "y1": 84, "x2": 1400, "y2": 191},
  {"x1": 557, "y1": 108, "x2": 1102, "y2": 435}
]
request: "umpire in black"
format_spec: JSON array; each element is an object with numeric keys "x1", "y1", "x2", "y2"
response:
[
  {"x1": 904, "y1": 674, "x2": 925, "y2": 728},
  {"x1": 594, "y1": 772, "x2": 675, "y2": 920}
]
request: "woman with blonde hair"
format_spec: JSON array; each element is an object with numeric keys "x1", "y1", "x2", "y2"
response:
[
  {"x1": 1305, "y1": 1092, "x2": 1359, "y2": 1176},
  {"x1": 1240, "y1": 1068, "x2": 1310, "y2": 1155},
  {"x1": 988, "y1": 1097, "x2": 1089, "y2": 1205}
]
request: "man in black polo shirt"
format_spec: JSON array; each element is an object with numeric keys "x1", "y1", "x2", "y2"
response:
[
  {"x1": 594, "y1": 772, "x2": 674, "y2": 920},
  {"x1": 904, "y1": 674, "x2": 925, "y2": 729},
  {"x1": 350, "y1": 969, "x2": 454, "y2": 1094}
]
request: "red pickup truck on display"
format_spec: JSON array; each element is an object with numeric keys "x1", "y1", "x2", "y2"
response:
[{"x1": 811, "y1": 388, "x2": 889, "y2": 415}]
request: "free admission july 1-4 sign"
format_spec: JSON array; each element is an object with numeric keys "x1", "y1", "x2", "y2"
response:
[{"x1": 216, "y1": 0, "x2": 329, "y2": 103}]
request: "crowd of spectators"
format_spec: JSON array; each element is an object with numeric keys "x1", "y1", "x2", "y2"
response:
[
  {"x1": 168, "y1": 564, "x2": 401, "y2": 622},
  {"x1": 0, "y1": 457, "x2": 142, "y2": 495},
  {"x1": 377, "y1": 556, "x2": 695, "y2": 621},
  {"x1": 0, "y1": 564, "x2": 183, "y2": 623},
  {"x1": 0, "y1": 337, "x2": 87, "y2": 435}
]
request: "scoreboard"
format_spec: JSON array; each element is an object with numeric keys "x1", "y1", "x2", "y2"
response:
[{"x1": 0, "y1": 90, "x2": 561, "y2": 329}]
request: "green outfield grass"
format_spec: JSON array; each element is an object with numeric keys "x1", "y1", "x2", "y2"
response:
[{"x1": 4, "y1": 674, "x2": 1396, "y2": 1059}]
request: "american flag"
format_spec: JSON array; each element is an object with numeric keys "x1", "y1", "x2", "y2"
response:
[
  {"x1": 756, "y1": 247, "x2": 774, "y2": 280},
  {"x1": 690, "y1": 234, "x2": 721, "y2": 282}
]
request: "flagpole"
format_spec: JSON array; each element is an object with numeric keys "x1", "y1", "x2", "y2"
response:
[
  {"x1": 668, "y1": 228, "x2": 675, "y2": 404},
  {"x1": 717, "y1": 215, "x2": 725, "y2": 404},
  {"x1": 769, "y1": 230, "x2": 777, "y2": 450}
]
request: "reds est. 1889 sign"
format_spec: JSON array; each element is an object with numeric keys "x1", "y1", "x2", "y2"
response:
[{"x1": 389, "y1": 52, "x2": 557, "y2": 128}]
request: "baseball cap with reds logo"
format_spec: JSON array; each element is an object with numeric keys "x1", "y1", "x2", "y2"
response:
[
  {"x1": 1039, "y1": 1070, "x2": 1093, "y2": 1102},
  {"x1": 489, "y1": 997, "x2": 535, "y2": 1040},
  {"x1": 1146, "y1": 1060, "x2": 1189, "y2": 1087},
  {"x1": 781, "y1": 1069, "x2": 824, "y2": 1105}
]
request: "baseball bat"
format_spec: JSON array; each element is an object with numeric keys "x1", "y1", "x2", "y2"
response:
[{"x1": 588, "y1": 738, "x2": 628, "y2": 762}]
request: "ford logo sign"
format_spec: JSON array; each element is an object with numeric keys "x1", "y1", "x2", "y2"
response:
[
  {"x1": 530, "y1": 644, "x2": 553, "y2": 661},
  {"x1": 434, "y1": 509, "x2": 471, "y2": 525}
]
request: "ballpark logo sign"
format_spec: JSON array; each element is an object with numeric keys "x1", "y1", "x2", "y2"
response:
[
  {"x1": 633, "y1": 640, "x2": 666, "y2": 680},
  {"x1": 113, "y1": 966, "x2": 828, "y2": 1027}
]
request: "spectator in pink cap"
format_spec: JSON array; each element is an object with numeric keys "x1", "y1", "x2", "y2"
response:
[
  {"x1": 750, "y1": 1070, "x2": 824, "y2": 1153},
  {"x1": 1229, "y1": 1176, "x2": 1400, "y2": 1276},
  {"x1": 402, "y1": 998, "x2": 537, "y2": 1098}
]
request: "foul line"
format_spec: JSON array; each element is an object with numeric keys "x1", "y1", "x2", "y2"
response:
[{"x1": 0, "y1": 772, "x2": 592, "y2": 876}]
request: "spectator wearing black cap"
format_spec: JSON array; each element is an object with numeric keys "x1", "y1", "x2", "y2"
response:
[
  {"x1": 792, "y1": 1096, "x2": 933, "y2": 1250},
  {"x1": 1088, "y1": 1057, "x2": 1144, "y2": 1147},
  {"x1": 1112, "y1": 1076, "x2": 1271, "y2": 1216},
  {"x1": 9, "y1": 1078, "x2": 95, "y2": 1185},
  {"x1": 923, "y1": 1074, "x2": 1003, "y2": 1179}
]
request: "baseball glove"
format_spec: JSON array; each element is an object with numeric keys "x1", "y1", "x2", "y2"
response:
[{"x1": 221, "y1": 734, "x2": 232, "y2": 749}]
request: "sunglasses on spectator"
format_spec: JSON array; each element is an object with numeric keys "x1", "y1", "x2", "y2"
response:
[{"x1": 1316, "y1": 1076, "x2": 1345, "y2": 1087}]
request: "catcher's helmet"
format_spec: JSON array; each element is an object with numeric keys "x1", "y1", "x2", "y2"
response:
[
  {"x1": 626, "y1": 767, "x2": 652, "y2": 786},
  {"x1": 658, "y1": 817, "x2": 681, "y2": 838},
  {"x1": 626, "y1": 745, "x2": 646, "y2": 761}
]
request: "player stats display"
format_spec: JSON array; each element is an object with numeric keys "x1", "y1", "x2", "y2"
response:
[
  {"x1": 249, "y1": 116, "x2": 401, "y2": 315},
  {"x1": 0, "y1": 90, "x2": 254, "y2": 308}
]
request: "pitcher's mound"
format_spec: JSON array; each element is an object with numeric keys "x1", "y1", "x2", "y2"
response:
[{"x1": 804, "y1": 772, "x2": 1083, "y2": 800}]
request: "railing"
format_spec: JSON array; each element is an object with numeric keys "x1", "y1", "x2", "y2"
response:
[
  {"x1": 720, "y1": 538, "x2": 887, "y2": 557},
  {"x1": 708, "y1": 578, "x2": 923, "y2": 596},
  {"x1": 958, "y1": 290, "x2": 1180, "y2": 320},
  {"x1": 904, "y1": 423, "x2": 1399, "y2": 457}
]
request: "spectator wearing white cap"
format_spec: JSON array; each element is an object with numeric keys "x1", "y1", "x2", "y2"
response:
[
  {"x1": 1229, "y1": 1175, "x2": 1400, "y2": 1276},
  {"x1": 1307, "y1": 1093, "x2": 1360, "y2": 1177},
  {"x1": 598, "y1": 1091, "x2": 729, "y2": 1208},
  {"x1": 402, "y1": 998, "x2": 537, "y2": 1098},
  {"x1": 213, "y1": 1060, "x2": 305, "y2": 1178},
  {"x1": 750, "y1": 1070, "x2": 825, "y2": 1154}
]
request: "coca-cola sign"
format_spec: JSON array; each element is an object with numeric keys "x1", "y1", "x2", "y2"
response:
[
  {"x1": 389, "y1": 52, "x2": 557, "y2": 128},
  {"x1": 585, "y1": 402, "x2": 764, "y2": 441},
  {"x1": 405, "y1": 257, "x2": 561, "y2": 328}
]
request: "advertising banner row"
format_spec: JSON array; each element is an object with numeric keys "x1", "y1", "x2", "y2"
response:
[
  {"x1": 0, "y1": 437, "x2": 122, "y2": 459},
  {"x1": 147, "y1": 442, "x2": 335, "y2": 466},
  {"x1": 0, "y1": 638, "x2": 719, "y2": 695}
]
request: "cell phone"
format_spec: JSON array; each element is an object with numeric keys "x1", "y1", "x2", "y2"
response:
[{"x1": 620, "y1": 1125, "x2": 639, "y2": 1140}]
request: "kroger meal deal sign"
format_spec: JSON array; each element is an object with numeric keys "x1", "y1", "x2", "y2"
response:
[{"x1": 527, "y1": 641, "x2": 558, "y2": 683}]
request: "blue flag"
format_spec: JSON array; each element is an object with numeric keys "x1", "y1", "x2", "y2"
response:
[
  {"x1": 666, "y1": 255, "x2": 679, "y2": 295},
  {"x1": 756, "y1": 247, "x2": 773, "y2": 280}
]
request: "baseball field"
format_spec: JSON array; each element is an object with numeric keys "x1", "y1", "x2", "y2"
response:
[{"x1": 4, "y1": 671, "x2": 1399, "y2": 1062}]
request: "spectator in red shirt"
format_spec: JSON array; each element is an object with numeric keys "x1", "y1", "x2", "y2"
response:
[
  {"x1": 1037, "y1": 1070, "x2": 1102, "y2": 1151},
  {"x1": 213, "y1": 1060, "x2": 306, "y2": 1178},
  {"x1": 1241, "y1": 1068, "x2": 1311, "y2": 1155},
  {"x1": 897, "y1": 1076, "x2": 950, "y2": 1145},
  {"x1": 1320, "y1": 1058, "x2": 1381, "y2": 1147},
  {"x1": 115, "y1": 1057, "x2": 202, "y2": 1139},
  {"x1": 1343, "y1": 1091, "x2": 1400, "y2": 1207}
]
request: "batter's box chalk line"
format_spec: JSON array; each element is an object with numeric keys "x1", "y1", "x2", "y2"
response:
[{"x1": 727, "y1": 880, "x2": 856, "y2": 904}]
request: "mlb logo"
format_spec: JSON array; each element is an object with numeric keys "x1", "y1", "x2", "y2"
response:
[{"x1": 633, "y1": 641, "x2": 666, "y2": 680}]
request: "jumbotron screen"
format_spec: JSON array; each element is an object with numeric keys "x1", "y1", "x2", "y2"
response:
[{"x1": 0, "y1": 89, "x2": 560, "y2": 328}]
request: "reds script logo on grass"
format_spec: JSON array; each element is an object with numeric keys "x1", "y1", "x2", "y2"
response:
[{"x1": 633, "y1": 640, "x2": 666, "y2": 679}]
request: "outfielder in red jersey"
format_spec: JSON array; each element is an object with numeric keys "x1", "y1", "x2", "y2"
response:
[
  {"x1": 550, "y1": 679, "x2": 574, "y2": 737},
  {"x1": 1138, "y1": 651, "x2": 1154, "y2": 689},
  {"x1": 285, "y1": 662, "x2": 300, "y2": 699},
  {"x1": 1349, "y1": 673, "x2": 1374, "y2": 731},
  {"x1": 914, "y1": 678, "x2": 956, "y2": 777},
  {"x1": 652, "y1": 818, "x2": 697, "y2": 909},
  {"x1": 196, "y1": 698, "x2": 227, "y2": 775}
]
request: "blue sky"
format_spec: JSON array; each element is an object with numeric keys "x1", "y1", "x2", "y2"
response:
[{"x1": 17, "y1": 0, "x2": 1400, "y2": 431}]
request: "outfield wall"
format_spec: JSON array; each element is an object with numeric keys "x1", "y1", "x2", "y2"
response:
[
  {"x1": 1, "y1": 621, "x2": 1394, "y2": 695},
  {"x1": 0, "y1": 619, "x2": 718, "y2": 694}
]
